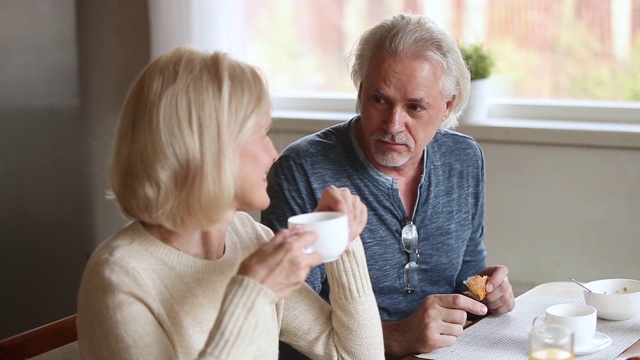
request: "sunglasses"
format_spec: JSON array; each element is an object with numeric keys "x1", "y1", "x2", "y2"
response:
[{"x1": 402, "y1": 221, "x2": 419, "y2": 294}]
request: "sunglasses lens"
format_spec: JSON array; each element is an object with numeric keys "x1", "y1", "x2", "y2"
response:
[
  {"x1": 402, "y1": 223, "x2": 418, "y2": 252},
  {"x1": 404, "y1": 261, "x2": 418, "y2": 293}
]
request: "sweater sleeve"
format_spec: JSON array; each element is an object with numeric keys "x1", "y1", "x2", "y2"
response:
[
  {"x1": 278, "y1": 238, "x2": 385, "y2": 360},
  {"x1": 199, "y1": 275, "x2": 279, "y2": 359}
]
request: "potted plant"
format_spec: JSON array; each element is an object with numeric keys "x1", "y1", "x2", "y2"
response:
[{"x1": 459, "y1": 42, "x2": 495, "y2": 123}]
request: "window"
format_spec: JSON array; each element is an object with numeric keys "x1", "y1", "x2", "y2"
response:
[
  {"x1": 148, "y1": 0, "x2": 640, "y2": 125},
  {"x1": 235, "y1": 0, "x2": 640, "y2": 123},
  {"x1": 241, "y1": 0, "x2": 640, "y2": 100}
]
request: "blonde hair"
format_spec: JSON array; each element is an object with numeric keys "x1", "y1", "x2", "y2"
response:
[
  {"x1": 348, "y1": 13, "x2": 470, "y2": 129},
  {"x1": 110, "y1": 47, "x2": 270, "y2": 230}
]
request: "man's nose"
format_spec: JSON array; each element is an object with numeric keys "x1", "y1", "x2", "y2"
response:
[{"x1": 383, "y1": 107, "x2": 404, "y2": 133}]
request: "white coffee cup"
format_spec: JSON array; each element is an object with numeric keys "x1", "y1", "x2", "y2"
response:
[
  {"x1": 535, "y1": 303, "x2": 597, "y2": 349},
  {"x1": 287, "y1": 211, "x2": 349, "y2": 263}
]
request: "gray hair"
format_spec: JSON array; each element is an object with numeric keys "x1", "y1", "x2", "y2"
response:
[{"x1": 348, "y1": 13, "x2": 470, "y2": 129}]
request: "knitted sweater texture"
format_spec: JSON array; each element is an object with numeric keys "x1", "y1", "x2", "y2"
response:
[{"x1": 77, "y1": 212, "x2": 384, "y2": 359}]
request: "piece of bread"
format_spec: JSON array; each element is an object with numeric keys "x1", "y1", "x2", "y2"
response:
[{"x1": 463, "y1": 275, "x2": 489, "y2": 300}]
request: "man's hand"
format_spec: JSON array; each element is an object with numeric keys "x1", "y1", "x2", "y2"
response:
[
  {"x1": 382, "y1": 294, "x2": 488, "y2": 357},
  {"x1": 478, "y1": 265, "x2": 515, "y2": 314}
]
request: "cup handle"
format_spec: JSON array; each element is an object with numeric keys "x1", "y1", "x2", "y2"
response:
[{"x1": 532, "y1": 316, "x2": 545, "y2": 328}]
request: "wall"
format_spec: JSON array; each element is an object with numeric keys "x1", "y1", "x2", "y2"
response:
[
  {"x1": 0, "y1": 0, "x2": 86, "y2": 339},
  {"x1": 0, "y1": 0, "x2": 148, "y2": 338},
  {"x1": 482, "y1": 142, "x2": 640, "y2": 285},
  {"x1": 76, "y1": 0, "x2": 150, "y2": 249}
]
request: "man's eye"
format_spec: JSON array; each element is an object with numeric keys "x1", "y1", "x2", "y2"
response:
[{"x1": 373, "y1": 97, "x2": 386, "y2": 104}]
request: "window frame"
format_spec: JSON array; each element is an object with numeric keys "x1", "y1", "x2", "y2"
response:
[
  {"x1": 272, "y1": 92, "x2": 640, "y2": 124},
  {"x1": 271, "y1": 92, "x2": 640, "y2": 150}
]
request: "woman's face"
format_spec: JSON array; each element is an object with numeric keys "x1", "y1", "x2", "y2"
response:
[{"x1": 235, "y1": 113, "x2": 278, "y2": 212}]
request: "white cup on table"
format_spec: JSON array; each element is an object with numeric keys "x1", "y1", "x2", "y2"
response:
[
  {"x1": 534, "y1": 303, "x2": 597, "y2": 350},
  {"x1": 287, "y1": 211, "x2": 349, "y2": 263}
]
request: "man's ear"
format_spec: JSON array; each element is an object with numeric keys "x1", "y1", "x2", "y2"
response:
[{"x1": 442, "y1": 95, "x2": 455, "y2": 121}]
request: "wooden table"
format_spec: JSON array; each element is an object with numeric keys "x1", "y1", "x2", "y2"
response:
[{"x1": 403, "y1": 281, "x2": 640, "y2": 359}]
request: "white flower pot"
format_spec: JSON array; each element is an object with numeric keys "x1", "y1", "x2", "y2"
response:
[{"x1": 460, "y1": 78, "x2": 490, "y2": 124}]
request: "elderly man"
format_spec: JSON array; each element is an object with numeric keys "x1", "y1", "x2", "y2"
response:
[{"x1": 262, "y1": 13, "x2": 515, "y2": 358}]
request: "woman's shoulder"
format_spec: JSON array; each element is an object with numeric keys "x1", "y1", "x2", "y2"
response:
[
  {"x1": 229, "y1": 212, "x2": 274, "y2": 247},
  {"x1": 79, "y1": 222, "x2": 159, "y2": 293},
  {"x1": 84, "y1": 222, "x2": 159, "y2": 273}
]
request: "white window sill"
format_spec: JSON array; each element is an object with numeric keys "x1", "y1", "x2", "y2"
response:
[
  {"x1": 458, "y1": 118, "x2": 640, "y2": 150},
  {"x1": 272, "y1": 111, "x2": 640, "y2": 150}
]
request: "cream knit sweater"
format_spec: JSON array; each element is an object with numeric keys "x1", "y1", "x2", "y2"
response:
[{"x1": 77, "y1": 212, "x2": 384, "y2": 359}]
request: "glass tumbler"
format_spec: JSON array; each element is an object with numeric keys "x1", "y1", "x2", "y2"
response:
[{"x1": 529, "y1": 320, "x2": 575, "y2": 360}]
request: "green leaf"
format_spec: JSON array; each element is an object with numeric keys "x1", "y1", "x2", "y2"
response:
[{"x1": 459, "y1": 42, "x2": 495, "y2": 81}]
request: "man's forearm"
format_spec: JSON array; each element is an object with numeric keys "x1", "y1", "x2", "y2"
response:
[{"x1": 382, "y1": 320, "x2": 410, "y2": 358}]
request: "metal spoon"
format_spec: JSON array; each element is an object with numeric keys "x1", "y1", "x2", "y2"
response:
[{"x1": 569, "y1": 277, "x2": 593, "y2": 292}]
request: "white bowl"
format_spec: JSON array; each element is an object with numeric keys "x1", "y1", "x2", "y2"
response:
[{"x1": 583, "y1": 278, "x2": 640, "y2": 320}]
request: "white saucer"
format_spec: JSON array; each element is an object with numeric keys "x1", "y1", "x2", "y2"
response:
[{"x1": 574, "y1": 331, "x2": 612, "y2": 355}]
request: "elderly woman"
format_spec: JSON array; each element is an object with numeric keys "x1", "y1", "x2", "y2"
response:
[{"x1": 77, "y1": 47, "x2": 384, "y2": 359}]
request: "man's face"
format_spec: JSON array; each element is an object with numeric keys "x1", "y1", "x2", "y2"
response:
[{"x1": 357, "y1": 54, "x2": 453, "y2": 173}]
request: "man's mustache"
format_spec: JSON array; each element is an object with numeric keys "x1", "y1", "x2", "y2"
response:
[{"x1": 372, "y1": 134, "x2": 414, "y2": 149}]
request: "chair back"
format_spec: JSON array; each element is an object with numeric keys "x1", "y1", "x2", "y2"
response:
[{"x1": 0, "y1": 315, "x2": 78, "y2": 360}]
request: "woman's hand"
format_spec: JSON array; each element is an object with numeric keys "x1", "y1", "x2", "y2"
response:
[
  {"x1": 237, "y1": 228, "x2": 322, "y2": 299},
  {"x1": 315, "y1": 185, "x2": 367, "y2": 245}
]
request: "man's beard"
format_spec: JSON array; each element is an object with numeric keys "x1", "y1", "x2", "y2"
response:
[{"x1": 370, "y1": 133, "x2": 414, "y2": 167}]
